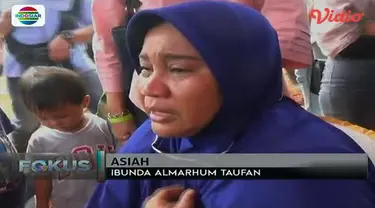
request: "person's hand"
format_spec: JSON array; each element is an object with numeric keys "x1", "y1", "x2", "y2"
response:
[
  {"x1": 290, "y1": 91, "x2": 304, "y2": 106},
  {"x1": 111, "y1": 120, "x2": 137, "y2": 144},
  {"x1": 282, "y1": 69, "x2": 304, "y2": 106},
  {"x1": 0, "y1": 10, "x2": 12, "y2": 37},
  {"x1": 143, "y1": 186, "x2": 196, "y2": 208},
  {"x1": 48, "y1": 35, "x2": 71, "y2": 62},
  {"x1": 106, "y1": 92, "x2": 137, "y2": 144},
  {"x1": 363, "y1": 21, "x2": 375, "y2": 36},
  {"x1": 287, "y1": 84, "x2": 304, "y2": 105}
]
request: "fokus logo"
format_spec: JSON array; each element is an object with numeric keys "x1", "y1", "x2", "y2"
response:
[{"x1": 310, "y1": 8, "x2": 364, "y2": 24}]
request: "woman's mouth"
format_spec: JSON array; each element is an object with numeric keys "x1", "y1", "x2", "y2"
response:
[{"x1": 149, "y1": 111, "x2": 175, "y2": 123}]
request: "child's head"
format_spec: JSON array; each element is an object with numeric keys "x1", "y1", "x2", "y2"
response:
[{"x1": 19, "y1": 66, "x2": 90, "y2": 132}]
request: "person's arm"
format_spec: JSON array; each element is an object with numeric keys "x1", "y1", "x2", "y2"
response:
[
  {"x1": 363, "y1": 22, "x2": 375, "y2": 35},
  {"x1": 48, "y1": 24, "x2": 95, "y2": 61},
  {"x1": 34, "y1": 178, "x2": 52, "y2": 208},
  {"x1": 69, "y1": 25, "x2": 94, "y2": 44},
  {"x1": 362, "y1": 15, "x2": 375, "y2": 36},
  {"x1": 0, "y1": 9, "x2": 11, "y2": 37},
  {"x1": 338, "y1": 1, "x2": 375, "y2": 36},
  {"x1": 283, "y1": 68, "x2": 298, "y2": 86},
  {"x1": 48, "y1": 0, "x2": 95, "y2": 61},
  {"x1": 262, "y1": 0, "x2": 312, "y2": 69},
  {"x1": 282, "y1": 68, "x2": 303, "y2": 104},
  {"x1": 283, "y1": 67, "x2": 302, "y2": 103},
  {"x1": 263, "y1": 0, "x2": 310, "y2": 99},
  {"x1": 48, "y1": 1, "x2": 95, "y2": 61},
  {"x1": 232, "y1": 0, "x2": 312, "y2": 69},
  {"x1": 26, "y1": 136, "x2": 52, "y2": 208},
  {"x1": 231, "y1": 0, "x2": 310, "y2": 98},
  {"x1": 92, "y1": 0, "x2": 138, "y2": 142},
  {"x1": 71, "y1": 0, "x2": 95, "y2": 43},
  {"x1": 49, "y1": 0, "x2": 95, "y2": 48},
  {"x1": 92, "y1": 0, "x2": 127, "y2": 100}
]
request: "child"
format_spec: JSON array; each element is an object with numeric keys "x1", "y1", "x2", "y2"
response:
[{"x1": 19, "y1": 66, "x2": 115, "y2": 208}]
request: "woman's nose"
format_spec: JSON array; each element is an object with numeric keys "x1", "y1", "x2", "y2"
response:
[{"x1": 140, "y1": 72, "x2": 170, "y2": 98}]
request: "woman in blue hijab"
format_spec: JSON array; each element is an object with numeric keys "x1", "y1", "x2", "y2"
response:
[{"x1": 86, "y1": 1, "x2": 375, "y2": 207}]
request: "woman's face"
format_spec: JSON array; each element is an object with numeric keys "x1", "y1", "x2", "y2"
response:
[{"x1": 138, "y1": 23, "x2": 221, "y2": 137}]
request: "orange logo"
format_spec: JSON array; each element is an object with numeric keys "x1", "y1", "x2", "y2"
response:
[{"x1": 310, "y1": 8, "x2": 364, "y2": 24}]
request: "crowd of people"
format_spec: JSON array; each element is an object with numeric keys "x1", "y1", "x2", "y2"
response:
[{"x1": 0, "y1": 0, "x2": 374, "y2": 207}]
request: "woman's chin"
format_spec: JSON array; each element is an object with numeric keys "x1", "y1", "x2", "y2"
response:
[{"x1": 151, "y1": 122, "x2": 189, "y2": 138}]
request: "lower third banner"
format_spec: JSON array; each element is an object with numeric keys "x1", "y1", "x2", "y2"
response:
[{"x1": 105, "y1": 167, "x2": 367, "y2": 180}]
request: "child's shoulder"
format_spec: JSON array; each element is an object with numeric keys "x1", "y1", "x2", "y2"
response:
[
  {"x1": 83, "y1": 113, "x2": 115, "y2": 145},
  {"x1": 86, "y1": 113, "x2": 111, "y2": 132},
  {"x1": 87, "y1": 112, "x2": 108, "y2": 125},
  {"x1": 30, "y1": 125, "x2": 58, "y2": 142},
  {"x1": 28, "y1": 126, "x2": 57, "y2": 153}
]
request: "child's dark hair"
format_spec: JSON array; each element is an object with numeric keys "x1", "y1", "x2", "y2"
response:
[{"x1": 19, "y1": 66, "x2": 88, "y2": 112}]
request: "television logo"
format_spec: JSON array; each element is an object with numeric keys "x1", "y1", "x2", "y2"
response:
[
  {"x1": 19, "y1": 160, "x2": 91, "y2": 173},
  {"x1": 310, "y1": 8, "x2": 364, "y2": 24},
  {"x1": 11, "y1": 5, "x2": 45, "y2": 27}
]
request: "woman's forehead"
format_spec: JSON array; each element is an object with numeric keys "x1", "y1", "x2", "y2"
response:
[{"x1": 140, "y1": 24, "x2": 200, "y2": 58}]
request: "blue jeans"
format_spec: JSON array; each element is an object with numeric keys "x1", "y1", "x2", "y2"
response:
[
  {"x1": 7, "y1": 70, "x2": 103, "y2": 153},
  {"x1": 319, "y1": 57, "x2": 375, "y2": 130},
  {"x1": 295, "y1": 68, "x2": 322, "y2": 116}
]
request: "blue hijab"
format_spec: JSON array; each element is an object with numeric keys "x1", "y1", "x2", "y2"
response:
[{"x1": 86, "y1": 2, "x2": 375, "y2": 207}]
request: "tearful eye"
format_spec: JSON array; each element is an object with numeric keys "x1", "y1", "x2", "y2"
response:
[
  {"x1": 170, "y1": 68, "x2": 191, "y2": 74},
  {"x1": 140, "y1": 68, "x2": 152, "y2": 78}
]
